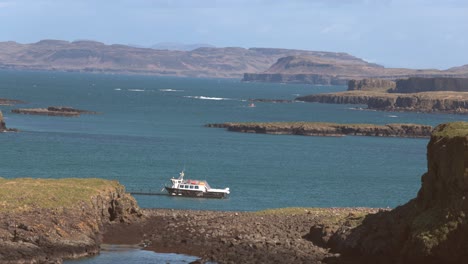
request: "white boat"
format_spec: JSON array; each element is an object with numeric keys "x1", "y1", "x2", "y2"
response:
[{"x1": 164, "y1": 171, "x2": 230, "y2": 198}]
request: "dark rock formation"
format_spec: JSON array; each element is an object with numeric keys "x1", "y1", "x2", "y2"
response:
[
  {"x1": 348, "y1": 79, "x2": 396, "y2": 91},
  {"x1": 310, "y1": 122, "x2": 468, "y2": 264},
  {"x1": 297, "y1": 91, "x2": 468, "y2": 114},
  {"x1": 206, "y1": 122, "x2": 433, "y2": 138},
  {"x1": 11, "y1": 106, "x2": 97, "y2": 117},
  {"x1": 0, "y1": 178, "x2": 143, "y2": 263},
  {"x1": 0, "y1": 111, "x2": 18, "y2": 132},
  {"x1": 392, "y1": 77, "x2": 468, "y2": 93}
]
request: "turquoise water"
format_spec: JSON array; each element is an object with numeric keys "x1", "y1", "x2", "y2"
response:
[
  {"x1": 65, "y1": 245, "x2": 199, "y2": 264},
  {"x1": 1, "y1": 70, "x2": 467, "y2": 212}
]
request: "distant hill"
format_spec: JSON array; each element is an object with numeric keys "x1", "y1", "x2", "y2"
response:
[
  {"x1": 243, "y1": 55, "x2": 468, "y2": 84},
  {"x1": 0, "y1": 39, "x2": 467, "y2": 82},
  {"x1": 0, "y1": 39, "x2": 370, "y2": 78},
  {"x1": 150, "y1": 42, "x2": 215, "y2": 51}
]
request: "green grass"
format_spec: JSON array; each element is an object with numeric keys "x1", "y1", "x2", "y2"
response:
[
  {"x1": 432, "y1": 122, "x2": 468, "y2": 138},
  {"x1": 0, "y1": 178, "x2": 122, "y2": 212}
]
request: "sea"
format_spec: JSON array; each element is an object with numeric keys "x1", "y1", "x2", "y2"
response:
[{"x1": 1, "y1": 70, "x2": 466, "y2": 263}]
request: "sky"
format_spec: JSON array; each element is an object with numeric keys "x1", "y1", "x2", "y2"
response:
[{"x1": 0, "y1": 0, "x2": 467, "y2": 69}]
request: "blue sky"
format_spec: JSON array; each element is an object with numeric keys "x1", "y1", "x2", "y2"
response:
[{"x1": 0, "y1": 0, "x2": 467, "y2": 69}]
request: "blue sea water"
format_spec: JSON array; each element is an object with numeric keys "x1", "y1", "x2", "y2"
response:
[
  {"x1": 2, "y1": 70, "x2": 467, "y2": 263},
  {"x1": 1, "y1": 70, "x2": 466, "y2": 212}
]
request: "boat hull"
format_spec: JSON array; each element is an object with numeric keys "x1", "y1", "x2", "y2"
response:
[{"x1": 165, "y1": 187, "x2": 229, "y2": 199}]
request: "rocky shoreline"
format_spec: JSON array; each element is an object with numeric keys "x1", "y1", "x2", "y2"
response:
[
  {"x1": 206, "y1": 122, "x2": 433, "y2": 138},
  {"x1": 104, "y1": 207, "x2": 382, "y2": 264},
  {"x1": 11, "y1": 106, "x2": 98, "y2": 117}
]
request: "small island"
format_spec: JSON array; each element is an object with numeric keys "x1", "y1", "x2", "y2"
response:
[
  {"x1": 206, "y1": 122, "x2": 433, "y2": 138},
  {"x1": 11, "y1": 106, "x2": 98, "y2": 117}
]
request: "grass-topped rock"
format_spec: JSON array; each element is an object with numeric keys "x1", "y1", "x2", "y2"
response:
[{"x1": 0, "y1": 178, "x2": 142, "y2": 263}]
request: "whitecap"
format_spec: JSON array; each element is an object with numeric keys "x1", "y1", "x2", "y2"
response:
[
  {"x1": 184, "y1": 95, "x2": 233, "y2": 101},
  {"x1": 128, "y1": 89, "x2": 145, "y2": 92},
  {"x1": 159, "y1": 89, "x2": 184, "y2": 92},
  {"x1": 114, "y1": 88, "x2": 121, "y2": 91},
  {"x1": 387, "y1": 115, "x2": 398, "y2": 118}
]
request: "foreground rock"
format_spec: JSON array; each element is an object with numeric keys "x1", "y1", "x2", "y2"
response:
[
  {"x1": 206, "y1": 122, "x2": 433, "y2": 138},
  {"x1": 11, "y1": 106, "x2": 97, "y2": 117},
  {"x1": 104, "y1": 207, "x2": 381, "y2": 264},
  {"x1": 297, "y1": 90, "x2": 468, "y2": 114},
  {"x1": 308, "y1": 122, "x2": 468, "y2": 264},
  {"x1": 0, "y1": 178, "x2": 142, "y2": 263}
]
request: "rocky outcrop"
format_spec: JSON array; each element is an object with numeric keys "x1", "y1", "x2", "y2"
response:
[
  {"x1": 391, "y1": 77, "x2": 468, "y2": 93},
  {"x1": 242, "y1": 73, "x2": 347, "y2": 85},
  {"x1": 206, "y1": 122, "x2": 433, "y2": 138},
  {"x1": 310, "y1": 122, "x2": 468, "y2": 264},
  {"x1": 0, "y1": 178, "x2": 143, "y2": 263},
  {"x1": 11, "y1": 106, "x2": 97, "y2": 117},
  {"x1": 348, "y1": 78, "x2": 396, "y2": 91},
  {"x1": 0, "y1": 111, "x2": 6, "y2": 131},
  {"x1": 0, "y1": 111, "x2": 18, "y2": 132},
  {"x1": 297, "y1": 91, "x2": 468, "y2": 114}
]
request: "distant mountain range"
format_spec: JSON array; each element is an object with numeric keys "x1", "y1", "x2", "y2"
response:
[{"x1": 0, "y1": 39, "x2": 467, "y2": 83}]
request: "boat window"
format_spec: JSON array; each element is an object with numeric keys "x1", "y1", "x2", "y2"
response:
[
  {"x1": 190, "y1": 185, "x2": 194, "y2": 189},
  {"x1": 195, "y1": 186, "x2": 199, "y2": 189},
  {"x1": 181, "y1": 185, "x2": 185, "y2": 188}
]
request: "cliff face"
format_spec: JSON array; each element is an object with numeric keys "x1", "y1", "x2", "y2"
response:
[
  {"x1": 317, "y1": 122, "x2": 468, "y2": 264},
  {"x1": 0, "y1": 178, "x2": 143, "y2": 263},
  {"x1": 348, "y1": 79, "x2": 396, "y2": 91},
  {"x1": 393, "y1": 77, "x2": 468, "y2": 93}
]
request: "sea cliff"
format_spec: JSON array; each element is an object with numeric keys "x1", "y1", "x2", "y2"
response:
[
  {"x1": 307, "y1": 122, "x2": 468, "y2": 264},
  {"x1": 0, "y1": 178, "x2": 142, "y2": 263},
  {"x1": 206, "y1": 122, "x2": 433, "y2": 138}
]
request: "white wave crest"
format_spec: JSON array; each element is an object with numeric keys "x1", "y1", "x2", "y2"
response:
[
  {"x1": 159, "y1": 89, "x2": 184, "y2": 92},
  {"x1": 128, "y1": 89, "x2": 145, "y2": 92},
  {"x1": 184, "y1": 95, "x2": 233, "y2": 101},
  {"x1": 114, "y1": 88, "x2": 121, "y2": 91}
]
